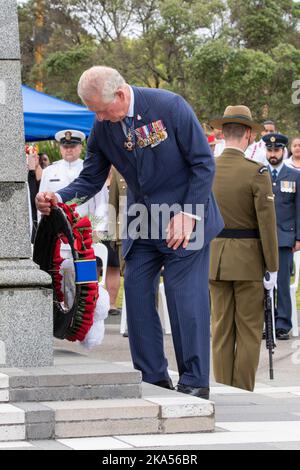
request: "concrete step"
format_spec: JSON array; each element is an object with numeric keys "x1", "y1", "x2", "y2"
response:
[
  {"x1": 0, "y1": 385, "x2": 214, "y2": 441},
  {"x1": 0, "y1": 362, "x2": 215, "y2": 442},
  {"x1": 0, "y1": 362, "x2": 142, "y2": 403},
  {"x1": 12, "y1": 385, "x2": 214, "y2": 440},
  {"x1": 0, "y1": 404, "x2": 25, "y2": 442}
]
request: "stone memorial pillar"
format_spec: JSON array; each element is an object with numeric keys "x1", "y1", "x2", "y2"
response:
[{"x1": 0, "y1": 0, "x2": 53, "y2": 367}]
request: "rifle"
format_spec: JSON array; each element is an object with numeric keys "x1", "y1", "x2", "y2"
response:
[{"x1": 264, "y1": 282, "x2": 277, "y2": 380}]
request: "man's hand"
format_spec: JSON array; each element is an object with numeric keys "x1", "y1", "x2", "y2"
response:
[
  {"x1": 166, "y1": 213, "x2": 196, "y2": 251},
  {"x1": 264, "y1": 271, "x2": 278, "y2": 291},
  {"x1": 35, "y1": 192, "x2": 58, "y2": 216},
  {"x1": 293, "y1": 241, "x2": 300, "y2": 253}
]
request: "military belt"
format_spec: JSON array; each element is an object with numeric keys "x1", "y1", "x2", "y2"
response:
[{"x1": 217, "y1": 229, "x2": 260, "y2": 239}]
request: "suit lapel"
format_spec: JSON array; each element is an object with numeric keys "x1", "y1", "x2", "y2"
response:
[
  {"x1": 277, "y1": 165, "x2": 289, "y2": 181},
  {"x1": 108, "y1": 121, "x2": 126, "y2": 150},
  {"x1": 132, "y1": 86, "x2": 151, "y2": 129}
]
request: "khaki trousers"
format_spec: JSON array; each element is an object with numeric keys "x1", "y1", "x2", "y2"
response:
[{"x1": 210, "y1": 280, "x2": 264, "y2": 392}]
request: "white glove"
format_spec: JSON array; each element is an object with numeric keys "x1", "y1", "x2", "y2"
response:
[{"x1": 263, "y1": 271, "x2": 278, "y2": 291}]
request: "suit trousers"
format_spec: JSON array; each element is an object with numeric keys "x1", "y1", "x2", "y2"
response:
[
  {"x1": 276, "y1": 247, "x2": 294, "y2": 332},
  {"x1": 210, "y1": 280, "x2": 264, "y2": 392},
  {"x1": 124, "y1": 238, "x2": 211, "y2": 388}
]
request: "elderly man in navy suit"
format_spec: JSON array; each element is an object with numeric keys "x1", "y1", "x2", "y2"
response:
[
  {"x1": 264, "y1": 133, "x2": 300, "y2": 340},
  {"x1": 36, "y1": 66, "x2": 224, "y2": 399}
]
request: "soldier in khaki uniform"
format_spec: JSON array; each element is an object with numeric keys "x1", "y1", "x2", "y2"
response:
[
  {"x1": 209, "y1": 106, "x2": 279, "y2": 392},
  {"x1": 108, "y1": 168, "x2": 128, "y2": 273}
]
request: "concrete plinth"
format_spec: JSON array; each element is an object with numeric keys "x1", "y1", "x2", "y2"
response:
[
  {"x1": 0, "y1": 260, "x2": 53, "y2": 368},
  {"x1": 0, "y1": 0, "x2": 54, "y2": 369}
]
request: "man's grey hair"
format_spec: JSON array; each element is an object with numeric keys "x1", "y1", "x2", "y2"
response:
[{"x1": 77, "y1": 66, "x2": 126, "y2": 103}]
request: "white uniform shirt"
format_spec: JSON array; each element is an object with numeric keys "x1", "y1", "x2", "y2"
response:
[
  {"x1": 39, "y1": 159, "x2": 109, "y2": 230},
  {"x1": 245, "y1": 140, "x2": 268, "y2": 164},
  {"x1": 214, "y1": 139, "x2": 226, "y2": 158},
  {"x1": 285, "y1": 157, "x2": 300, "y2": 171}
]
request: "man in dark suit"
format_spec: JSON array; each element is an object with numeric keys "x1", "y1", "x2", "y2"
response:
[
  {"x1": 264, "y1": 133, "x2": 300, "y2": 340},
  {"x1": 36, "y1": 66, "x2": 224, "y2": 399}
]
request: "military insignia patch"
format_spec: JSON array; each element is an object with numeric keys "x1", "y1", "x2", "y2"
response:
[
  {"x1": 259, "y1": 166, "x2": 268, "y2": 174},
  {"x1": 65, "y1": 131, "x2": 72, "y2": 141},
  {"x1": 270, "y1": 136, "x2": 276, "y2": 143}
]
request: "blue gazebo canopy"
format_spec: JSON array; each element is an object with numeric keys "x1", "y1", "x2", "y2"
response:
[{"x1": 22, "y1": 85, "x2": 95, "y2": 142}]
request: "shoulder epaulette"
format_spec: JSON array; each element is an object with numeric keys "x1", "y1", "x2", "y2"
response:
[{"x1": 258, "y1": 166, "x2": 269, "y2": 175}]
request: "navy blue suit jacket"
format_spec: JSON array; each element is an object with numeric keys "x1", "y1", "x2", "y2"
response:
[
  {"x1": 270, "y1": 165, "x2": 300, "y2": 248},
  {"x1": 58, "y1": 87, "x2": 224, "y2": 257}
]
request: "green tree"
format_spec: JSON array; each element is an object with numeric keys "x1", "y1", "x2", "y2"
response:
[
  {"x1": 18, "y1": 0, "x2": 92, "y2": 85},
  {"x1": 269, "y1": 44, "x2": 300, "y2": 133},
  {"x1": 228, "y1": 0, "x2": 300, "y2": 52},
  {"x1": 18, "y1": 0, "x2": 300, "y2": 134},
  {"x1": 190, "y1": 39, "x2": 276, "y2": 120}
]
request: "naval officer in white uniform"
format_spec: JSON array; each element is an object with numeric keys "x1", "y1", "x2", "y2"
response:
[{"x1": 39, "y1": 130, "x2": 108, "y2": 226}]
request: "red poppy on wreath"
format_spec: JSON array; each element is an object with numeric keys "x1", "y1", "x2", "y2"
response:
[{"x1": 33, "y1": 203, "x2": 99, "y2": 342}]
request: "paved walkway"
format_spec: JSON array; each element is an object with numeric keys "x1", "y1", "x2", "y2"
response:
[{"x1": 1, "y1": 323, "x2": 300, "y2": 450}]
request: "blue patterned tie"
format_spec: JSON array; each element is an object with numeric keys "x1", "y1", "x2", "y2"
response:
[{"x1": 272, "y1": 169, "x2": 278, "y2": 182}]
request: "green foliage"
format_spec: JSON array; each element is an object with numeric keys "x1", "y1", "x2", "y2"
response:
[
  {"x1": 19, "y1": 0, "x2": 300, "y2": 135},
  {"x1": 39, "y1": 42, "x2": 98, "y2": 102},
  {"x1": 190, "y1": 40, "x2": 276, "y2": 119},
  {"x1": 36, "y1": 140, "x2": 86, "y2": 163},
  {"x1": 36, "y1": 141, "x2": 61, "y2": 163},
  {"x1": 228, "y1": 0, "x2": 299, "y2": 51}
]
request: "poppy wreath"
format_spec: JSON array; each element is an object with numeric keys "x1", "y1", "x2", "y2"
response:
[{"x1": 33, "y1": 203, "x2": 99, "y2": 341}]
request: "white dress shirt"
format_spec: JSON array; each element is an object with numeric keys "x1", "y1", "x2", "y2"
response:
[{"x1": 285, "y1": 157, "x2": 300, "y2": 171}]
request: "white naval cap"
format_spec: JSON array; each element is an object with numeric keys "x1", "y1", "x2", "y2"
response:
[{"x1": 55, "y1": 129, "x2": 86, "y2": 145}]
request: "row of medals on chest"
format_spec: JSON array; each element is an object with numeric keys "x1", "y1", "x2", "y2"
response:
[{"x1": 124, "y1": 127, "x2": 167, "y2": 152}]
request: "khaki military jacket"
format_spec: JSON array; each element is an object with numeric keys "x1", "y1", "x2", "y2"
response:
[
  {"x1": 108, "y1": 169, "x2": 128, "y2": 244},
  {"x1": 210, "y1": 148, "x2": 279, "y2": 281}
]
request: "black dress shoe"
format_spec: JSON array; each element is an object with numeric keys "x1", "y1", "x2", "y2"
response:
[
  {"x1": 276, "y1": 329, "x2": 290, "y2": 340},
  {"x1": 262, "y1": 331, "x2": 266, "y2": 340},
  {"x1": 153, "y1": 379, "x2": 174, "y2": 390},
  {"x1": 109, "y1": 308, "x2": 121, "y2": 316},
  {"x1": 177, "y1": 384, "x2": 210, "y2": 400}
]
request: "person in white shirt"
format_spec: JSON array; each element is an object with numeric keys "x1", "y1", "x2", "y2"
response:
[
  {"x1": 285, "y1": 137, "x2": 300, "y2": 171},
  {"x1": 245, "y1": 130, "x2": 267, "y2": 164},
  {"x1": 39, "y1": 130, "x2": 108, "y2": 221},
  {"x1": 211, "y1": 127, "x2": 226, "y2": 158},
  {"x1": 39, "y1": 130, "x2": 122, "y2": 320},
  {"x1": 246, "y1": 120, "x2": 290, "y2": 164}
]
